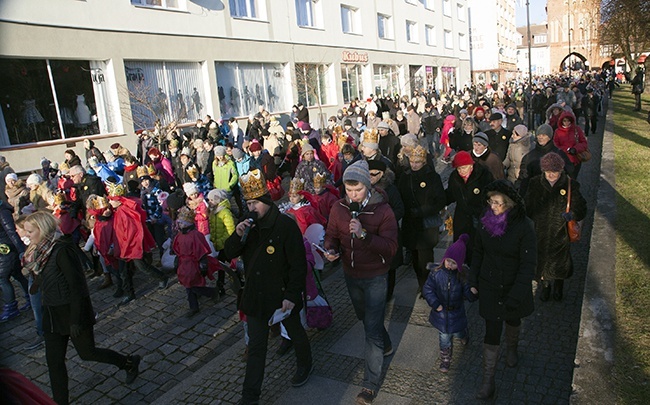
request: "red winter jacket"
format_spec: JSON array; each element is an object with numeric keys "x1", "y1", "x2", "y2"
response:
[
  {"x1": 553, "y1": 111, "x2": 588, "y2": 165},
  {"x1": 325, "y1": 189, "x2": 398, "y2": 279}
]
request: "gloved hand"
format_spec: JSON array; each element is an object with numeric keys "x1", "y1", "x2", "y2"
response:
[
  {"x1": 70, "y1": 324, "x2": 83, "y2": 338},
  {"x1": 200, "y1": 263, "x2": 208, "y2": 277},
  {"x1": 567, "y1": 147, "x2": 577, "y2": 155},
  {"x1": 562, "y1": 212, "x2": 574, "y2": 222},
  {"x1": 504, "y1": 297, "x2": 519, "y2": 312}
]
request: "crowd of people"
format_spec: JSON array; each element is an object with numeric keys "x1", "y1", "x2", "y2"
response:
[{"x1": 0, "y1": 68, "x2": 615, "y2": 404}]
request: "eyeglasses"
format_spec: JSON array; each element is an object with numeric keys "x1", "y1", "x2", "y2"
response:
[
  {"x1": 487, "y1": 199, "x2": 505, "y2": 207},
  {"x1": 369, "y1": 172, "x2": 382, "y2": 177}
]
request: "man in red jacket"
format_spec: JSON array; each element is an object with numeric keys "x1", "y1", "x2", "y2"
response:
[{"x1": 324, "y1": 160, "x2": 398, "y2": 405}]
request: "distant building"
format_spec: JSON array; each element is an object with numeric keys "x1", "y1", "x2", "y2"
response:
[
  {"x1": 468, "y1": 0, "x2": 518, "y2": 84},
  {"x1": 516, "y1": 24, "x2": 551, "y2": 78}
]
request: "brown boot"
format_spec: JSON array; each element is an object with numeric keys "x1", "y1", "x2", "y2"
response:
[
  {"x1": 476, "y1": 344, "x2": 499, "y2": 400},
  {"x1": 98, "y1": 273, "x2": 113, "y2": 290},
  {"x1": 505, "y1": 324, "x2": 520, "y2": 367}
]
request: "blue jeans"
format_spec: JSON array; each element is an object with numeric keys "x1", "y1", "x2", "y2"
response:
[
  {"x1": 29, "y1": 276, "x2": 43, "y2": 336},
  {"x1": 438, "y1": 329, "x2": 467, "y2": 350},
  {"x1": 344, "y1": 273, "x2": 391, "y2": 392}
]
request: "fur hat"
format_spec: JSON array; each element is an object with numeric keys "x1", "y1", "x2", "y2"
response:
[
  {"x1": 342, "y1": 160, "x2": 371, "y2": 191},
  {"x1": 540, "y1": 152, "x2": 565, "y2": 172}
]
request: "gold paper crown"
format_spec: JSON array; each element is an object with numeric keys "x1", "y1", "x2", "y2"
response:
[
  {"x1": 313, "y1": 172, "x2": 327, "y2": 189},
  {"x1": 289, "y1": 177, "x2": 305, "y2": 195},
  {"x1": 106, "y1": 180, "x2": 126, "y2": 197},
  {"x1": 59, "y1": 162, "x2": 70, "y2": 174},
  {"x1": 177, "y1": 206, "x2": 195, "y2": 224},
  {"x1": 186, "y1": 164, "x2": 199, "y2": 180},
  {"x1": 136, "y1": 166, "x2": 148, "y2": 178},
  {"x1": 362, "y1": 129, "x2": 379, "y2": 145},
  {"x1": 333, "y1": 125, "x2": 343, "y2": 135},
  {"x1": 147, "y1": 164, "x2": 157, "y2": 176},
  {"x1": 53, "y1": 192, "x2": 67, "y2": 206},
  {"x1": 239, "y1": 169, "x2": 268, "y2": 200},
  {"x1": 410, "y1": 145, "x2": 427, "y2": 163},
  {"x1": 86, "y1": 194, "x2": 109, "y2": 210}
]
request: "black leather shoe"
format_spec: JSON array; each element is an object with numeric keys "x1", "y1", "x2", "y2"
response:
[{"x1": 291, "y1": 363, "x2": 314, "y2": 387}]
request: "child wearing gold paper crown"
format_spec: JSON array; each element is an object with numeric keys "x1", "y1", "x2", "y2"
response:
[
  {"x1": 309, "y1": 172, "x2": 339, "y2": 221},
  {"x1": 281, "y1": 177, "x2": 326, "y2": 234}
]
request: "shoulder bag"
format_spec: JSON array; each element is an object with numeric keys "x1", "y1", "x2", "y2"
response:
[{"x1": 566, "y1": 178, "x2": 581, "y2": 243}]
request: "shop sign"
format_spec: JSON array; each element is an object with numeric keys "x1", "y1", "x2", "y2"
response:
[
  {"x1": 342, "y1": 51, "x2": 369, "y2": 63},
  {"x1": 125, "y1": 67, "x2": 145, "y2": 82}
]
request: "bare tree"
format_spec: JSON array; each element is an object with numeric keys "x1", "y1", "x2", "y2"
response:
[
  {"x1": 294, "y1": 62, "x2": 329, "y2": 130},
  {"x1": 601, "y1": 0, "x2": 650, "y2": 72}
]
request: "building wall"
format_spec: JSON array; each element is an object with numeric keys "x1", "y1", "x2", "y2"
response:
[{"x1": 0, "y1": 0, "x2": 471, "y2": 173}]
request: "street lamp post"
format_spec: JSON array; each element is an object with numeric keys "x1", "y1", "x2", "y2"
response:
[
  {"x1": 567, "y1": 0, "x2": 572, "y2": 76},
  {"x1": 526, "y1": 0, "x2": 533, "y2": 129}
]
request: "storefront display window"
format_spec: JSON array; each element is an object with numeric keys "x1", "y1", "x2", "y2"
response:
[
  {"x1": 215, "y1": 62, "x2": 288, "y2": 118},
  {"x1": 125, "y1": 61, "x2": 206, "y2": 130},
  {"x1": 341, "y1": 64, "x2": 364, "y2": 104},
  {"x1": 373, "y1": 65, "x2": 401, "y2": 97},
  {"x1": 441, "y1": 66, "x2": 457, "y2": 93},
  {"x1": 295, "y1": 63, "x2": 331, "y2": 108},
  {"x1": 0, "y1": 58, "x2": 117, "y2": 147}
]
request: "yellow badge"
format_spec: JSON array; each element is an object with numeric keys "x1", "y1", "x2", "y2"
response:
[
  {"x1": 420, "y1": 182, "x2": 426, "y2": 188},
  {"x1": 84, "y1": 186, "x2": 88, "y2": 190},
  {"x1": 560, "y1": 189, "x2": 566, "y2": 196},
  {"x1": 0, "y1": 244, "x2": 10, "y2": 255},
  {"x1": 266, "y1": 245, "x2": 275, "y2": 254},
  {"x1": 502, "y1": 135, "x2": 507, "y2": 140},
  {"x1": 313, "y1": 167, "x2": 317, "y2": 172},
  {"x1": 473, "y1": 188, "x2": 480, "y2": 194}
]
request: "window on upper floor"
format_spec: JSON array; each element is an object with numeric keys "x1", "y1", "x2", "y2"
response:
[
  {"x1": 406, "y1": 20, "x2": 419, "y2": 43},
  {"x1": 405, "y1": 0, "x2": 418, "y2": 5},
  {"x1": 424, "y1": 0, "x2": 435, "y2": 10},
  {"x1": 534, "y1": 34, "x2": 547, "y2": 44},
  {"x1": 425, "y1": 25, "x2": 436, "y2": 46},
  {"x1": 296, "y1": 0, "x2": 323, "y2": 29},
  {"x1": 341, "y1": 5, "x2": 361, "y2": 34},
  {"x1": 229, "y1": 0, "x2": 267, "y2": 20},
  {"x1": 444, "y1": 29, "x2": 453, "y2": 49},
  {"x1": 378, "y1": 13, "x2": 394, "y2": 40},
  {"x1": 131, "y1": 0, "x2": 185, "y2": 10},
  {"x1": 458, "y1": 33, "x2": 467, "y2": 51},
  {"x1": 457, "y1": 3, "x2": 465, "y2": 21},
  {"x1": 443, "y1": 0, "x2": 452, "y2": 17}
]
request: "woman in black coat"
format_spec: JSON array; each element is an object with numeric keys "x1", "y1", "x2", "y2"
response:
[
  {"x1": 524, "y1": 152, "x2": 586, "y2": 301},
  {"x1": 23, "y1": 212, "x2": 140, "y2": 405},
  {"x1": 398, "y1": 145, "x2": 446, "y2": 294},
  {"x1": 445, "y1": 151, "x2": 494, "y2": 261},
  {"x1": 469, "y1": 180, "x2": 537, "y2": 400}
]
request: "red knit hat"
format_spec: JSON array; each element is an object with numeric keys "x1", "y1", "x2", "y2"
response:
[
  {"x1": 249, "y1": 141, "x2": 262, "y2": 152},
  {"x1": 147, "y1": 147, "x2": 161, "y2": 157},
  {"x1": 452, "y1": 151, "x2": 474, "y2": 168}
]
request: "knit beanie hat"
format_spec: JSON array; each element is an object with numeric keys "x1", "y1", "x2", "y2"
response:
[
  {"x1": 513, "y1": 124, "x2": 528, "y2": 137},
  {"x1": 5, "y1": 173, "x2": 18, "y2": 183},
  {"x1": 207, "y1": 188, "x2": 229, "y2": 203},
  {"x1": 400, "y1": 133, "x2": 418, "y2": 148},
  {"x1": 452, "y1": 151, "x2": 474, "y2": 168},
  {"x1": 442, "y1": 233, "x2": 470, "y2": 268},
  {"x1": 182, "y1": 182, "x2": 199, "y2": 196},
  {"x1": 166, "y1": 189, "x2": 186, "y2": 211},
  {"x1": 232, "y1": 148, "x2": 245, "y2": 160},
  {"x1": 249, "y1": 141, "x2": 262, "y2": 152},
  {"x1": 536, "y1": 123, "x2": 554, "y2": 139},
  {"x1": 214, "y1": 145, "x2": 227, "y2": 157},
  {"x1": 342, "y1": 160, "x2": 371, "y2": 191},
  {"x1": 473, "y1": 132, "x2": 489, "y2": 147},
  {"x1": 301, "y1": 142, "x2": 314, "y2": 156},
  {"x1": 26, "y1": 173, "x2": 42, "y2": 186},
  {"x1": 540, "y1": 152, "x2": 565, "y2": 172}
]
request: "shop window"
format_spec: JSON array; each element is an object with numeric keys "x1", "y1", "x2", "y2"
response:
[
  {"x1": 215, "y1": 62, "x2": 288, "y2": 118},
  {"x1": 229, "y1": 0, "x2": 267, "y2": 20},
  {"x1": 296, "y1": 0, "x2": 323, "y2": 29},
  {"x1": 125, "y1": 61, "x2": 206, "y2": 131},
  {"x1": 373, "y1": 65, "x2": 401, "y2": 96},
  {"x1": 377, "y1": 13, "x2": 393, "y2": 40},
  {"x1": 341, "y1": 64, "x2": 364, "y2": 104},
  {"x1": 0, "y1": 58, "x2": 118, "y2": 146},
  {"x1": 295, "y1": 63, "x2": 331, "y2": 107}
]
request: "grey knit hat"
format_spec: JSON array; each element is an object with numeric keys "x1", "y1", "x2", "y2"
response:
[
  {"x1": 473, "y1": 132, "x2": 489, "y2": 147},
  {"x1": 536, "y1": 123, "x2": 554, "y2": 139},
  {"x1": 214, "y1": 145, "x2": 227, "y2": 157},
  {"x1": 232, "y1": 148, "x2": 245, "y2": 160},
  {"x1": 342, "y1": 160, "x2": 372, "y2": 191}
]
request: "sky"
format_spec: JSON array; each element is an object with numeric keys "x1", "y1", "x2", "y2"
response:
[{"x1": 515, "y1": 0, "x2": 548, "y2": 27}]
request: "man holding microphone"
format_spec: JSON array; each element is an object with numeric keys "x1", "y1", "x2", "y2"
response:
[
  {"x1": 323, "y1": 160, "x2": 398, "y2": 405},
  {"x1": 224, "y1": 169, "x2": 312, "y2": 405}
]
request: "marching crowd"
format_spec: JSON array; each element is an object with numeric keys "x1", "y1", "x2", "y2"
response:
[{"x1": 0, "y1": 69, "x2": 613, "y2": 404}]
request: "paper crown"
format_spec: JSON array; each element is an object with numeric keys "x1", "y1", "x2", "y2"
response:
[
  {"x1": 333, "y1": 125, "x2": 343, "y2": 135},
  {"x1": 410, "y1": 145, "x2": 427, "y2": 163},
  {"x1": 289, "y1": 177, "x2": 305, "y2": 195},
  {"x1": 147, "y1": 164, "x2": 157, "y2": 176},
  {"x1": 136, "y1": 166, "x2": 148, "y2": 179},
  {"x1": 177, "y1": 206, "x2": 195, "y2": 224},
  {"x1": 106, "y1": 180, "x2": 126, "y2": 197},
  {"x1": 86, "y1": 194, "x2": 109, "y2": 210},
  {"x1": 59, "y1": 162, "x2": 70, "y2": 174},
  {"x1": 313, "y1": 172, "x2": 327, "y2": 189},
  {"x1": 362, "y1": 129, "x2": 379, "y2": 146},
  {"x1": 186, "y1": 164, "x2": 200, "y2": 180},
  {"x1": 239, "y1": 169, "x2": 268, "y2": 200},
  {"x1": 53, "y1": 192, "x2": 67, "y2": 206}
]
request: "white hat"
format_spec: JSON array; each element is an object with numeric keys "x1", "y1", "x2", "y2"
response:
[
  {"x1": 26, "y1": 173, "x2": 42, "y2": 186},
  {"x1": 182, "y1": 182, "x2": 198, "y2": 196},
  {"x1": 5, "y1": 173, "x2": 18, "y2": 183}
]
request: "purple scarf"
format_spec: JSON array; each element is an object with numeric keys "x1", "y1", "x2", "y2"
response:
[{"x1": 480, "y1": 209, "x2": 509, "y2": 237}]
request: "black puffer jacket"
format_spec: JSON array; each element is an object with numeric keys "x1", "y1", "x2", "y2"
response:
[
  {"x1": 470, "y1": 180, "x2": 537, "y2": 322},
  {"x1": 0, "y1": 201, "x2": 25, "y2": 273}
]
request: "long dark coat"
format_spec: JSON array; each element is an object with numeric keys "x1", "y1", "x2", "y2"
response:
[
  {"x1": 524, "y1": 173, "x2": 587, "y2": 280},
  {"x1": 398, "y1": 164, "x2": 446, "y2": 250},
  {"x1": 470, "y1": 181, "x2": 537, "y2": 322}
]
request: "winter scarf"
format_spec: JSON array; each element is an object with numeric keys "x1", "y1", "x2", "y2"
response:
[{"x1": 480, "y1": 209, "x2": 510, "y2": 237}]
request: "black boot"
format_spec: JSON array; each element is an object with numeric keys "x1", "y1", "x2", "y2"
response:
[
  {"x1": 505, "y1": 324, "x2": 520, "y2": 367},
  {"x1": 553, "y1": 280, "x2": 564, "y2": 301},
  {"x1": 124, "y1": 354, "x2": 141, "y2": 384},
  {"x1": 540, "y1": 281, "x2": 551, "y2": 302},
  {"x1": 476, "y1": 344, "x2": 499, "y2": 400}
]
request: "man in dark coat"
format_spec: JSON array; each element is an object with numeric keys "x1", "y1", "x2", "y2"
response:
[
  {"x1": 484, "y1": 112, "x2": 512, "y2": 161},
  {"x1": 69, "y1": 165, "x2": 106, "y2": 217},
  {"x1": 581, "y1": 88, "x2": 600, "y2": 135},
  {"x1": 377, "y1": 121, "x2": 401, "y2": 165},
  {"x1": 224, "y1": 170, "x2": 312, "y2": 405}
]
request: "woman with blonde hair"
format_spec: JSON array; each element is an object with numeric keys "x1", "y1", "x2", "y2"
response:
[{"x1": 23, "y1": 211, "x2": 140, "y2": 405}]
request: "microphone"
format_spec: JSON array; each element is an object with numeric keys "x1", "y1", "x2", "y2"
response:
[
  {"x1": 240, "y1": 212, "x2": 258, "y2": 243},
  {"x1": 349, "y1": 202, "x2": 360, "y2": 239}
]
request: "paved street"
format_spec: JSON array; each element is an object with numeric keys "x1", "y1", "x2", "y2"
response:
[{"x1": 1, "y1": 111, "x2": 606, "y2": 404}]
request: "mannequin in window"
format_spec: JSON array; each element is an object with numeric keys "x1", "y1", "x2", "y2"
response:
[
  {"x1": 191, "y1": 87, "x2": 203, "y2": 117},
  {"x1": 75, "y1": 95, "x2": 92, "y2": 127}
]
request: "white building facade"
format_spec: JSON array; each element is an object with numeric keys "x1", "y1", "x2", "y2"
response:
[
  {"x1": 516, "y1": 24, "x2": 551, "y2": 78},
  {"x1": 0, "y1": 0, "x2": 470, "y2": 173}
]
